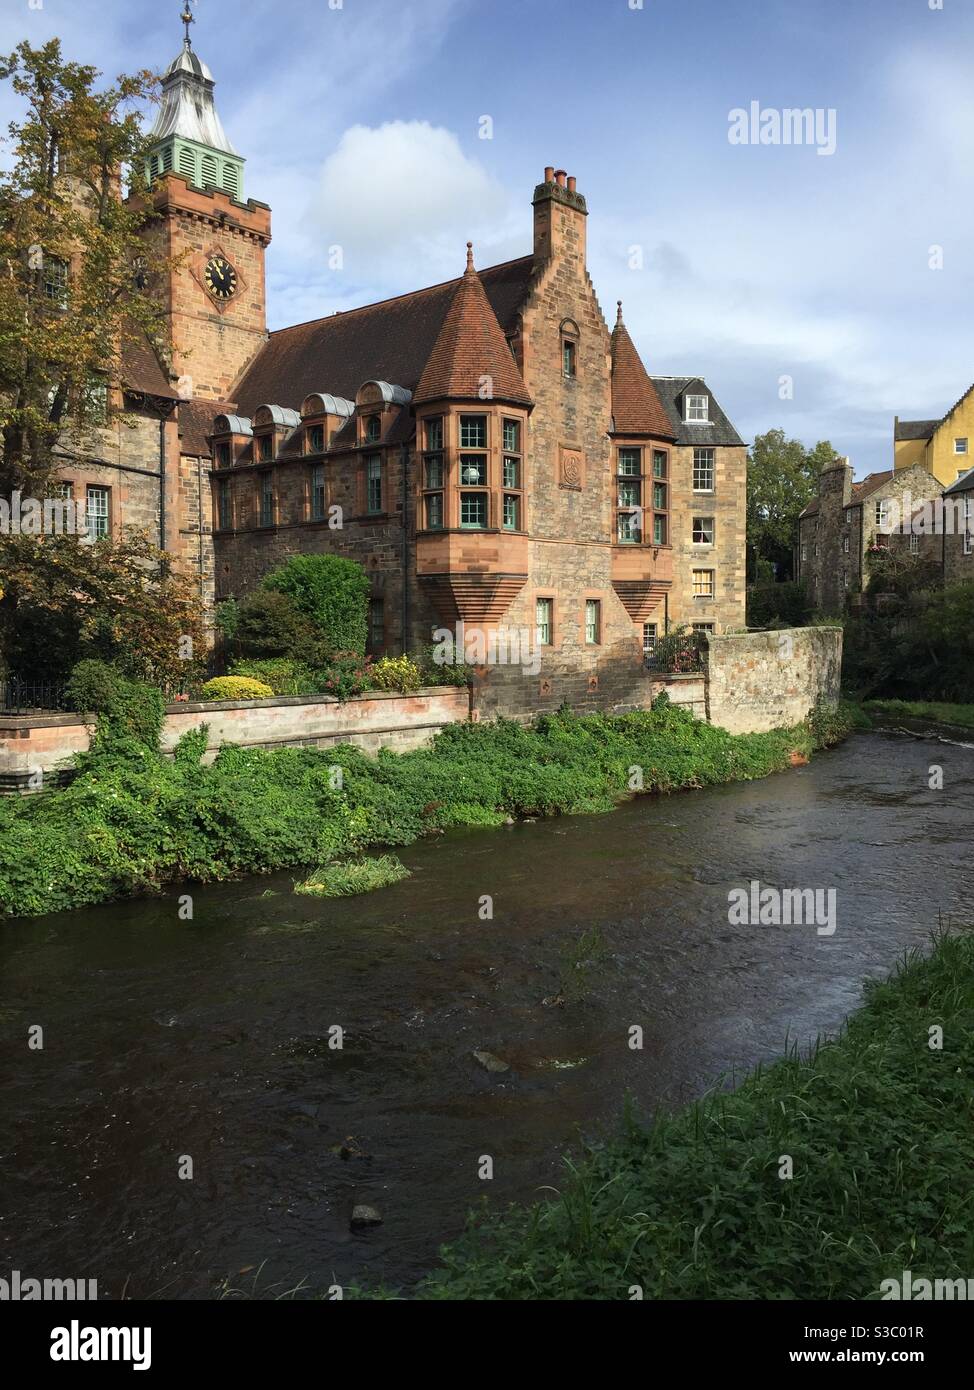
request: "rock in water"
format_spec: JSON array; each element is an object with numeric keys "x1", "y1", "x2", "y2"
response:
[
  {"x1": 472, "y1": 1049, "x2": 510, "y2": 1074},
  {"x1": 350, "y1": 1204, "x2": 382, "y2": 1229}
]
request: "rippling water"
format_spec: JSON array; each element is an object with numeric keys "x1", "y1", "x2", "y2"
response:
[{"x1": 1, "y1": 732, "x2": 972, "y2": 1298}]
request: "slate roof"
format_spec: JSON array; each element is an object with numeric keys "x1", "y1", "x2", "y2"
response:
[
  {"x1": 233, "y1": 255, "x2": 536, "y2": 416},
  {"x1": 894, "y1": 419, "x2": 938, "y2": 442},
  {"x1": 944, "y1": 467, "x2": 974, "y2": 496},
  {"x1": 178, "y1": 398, "x2": 236, "y2": 456},
  {"x1": 609, "y1": 305, "x2": 676, "y2": 438},
  {"x1": 414, "y1": 245, "x2": 531, "y2": 407},
  {"x1": 649, "y1": 376, "x2": 744, "y2": 447},
  {"x1": 799, "y1": 498, "x2": 820, "y2": 520}
]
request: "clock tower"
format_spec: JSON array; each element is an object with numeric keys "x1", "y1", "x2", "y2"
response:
[{"x1": 141, "y1": 6, "x2": 271, "y2": 402}]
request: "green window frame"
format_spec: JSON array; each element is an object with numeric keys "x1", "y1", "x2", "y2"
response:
[{"x1": 366, "y1": 455, "x2": 382, "y2": 513}]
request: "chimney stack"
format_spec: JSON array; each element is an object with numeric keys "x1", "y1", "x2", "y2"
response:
[{"x1": 532, "y1": 165, "x2": 588, "y2": 269}]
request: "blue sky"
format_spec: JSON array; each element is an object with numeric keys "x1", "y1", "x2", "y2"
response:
[{"x1": 2, "y1": 0, "x2": 971, "y2": 476}]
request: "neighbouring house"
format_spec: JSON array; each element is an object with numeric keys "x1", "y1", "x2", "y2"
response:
[
  {"x1": 796, "y1": 457, "x2": 942, "y2": 611},
  {"x1": 36, "y1": 16, "x2": 749, "y2": 716},
  {"x1": 890, "y1": 470, "x2": 974, "y2": 582},
  {"x1": 894, "y1": 382, "x2": 974, "y2": 488}
]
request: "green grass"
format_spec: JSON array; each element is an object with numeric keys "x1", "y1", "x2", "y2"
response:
[
  {"x1": 863, "y1": 699, "x2": 974, "y2": 731},
  {"x1": 386, "y1": 924, "x2": 974, "y2": 1301},
  {"x1": 0, "y1": 698, "x2": 859, "y2": 919},
  {"x1": 294, "y1": 854, "x2": 410, "y2": 898}
]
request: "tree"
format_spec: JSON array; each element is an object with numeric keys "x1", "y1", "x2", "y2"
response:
[
  {"x1": 0, "y1": 530, "x2": 206, "y2": 687},
  {"x1": 0, "y1": 39, "x2": 167, "y2": 496},
  {"x1": 747, "y1": 429, "x2": 835, "y2": 579}
]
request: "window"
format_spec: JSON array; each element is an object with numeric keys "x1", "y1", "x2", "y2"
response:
[
  {"x1": 653, "y1": 514, "x2": 667, "y2": 545},
  {"x1": 585, "y1": 599, "x2": 601, "y2": 645},
  {"x1": 562, "y1": 339, "x2": 577, "y2": 379},
  {"x1": 502, "y1": 419, "x2": 523, "y2": 532},
  {"x1": 693, "y1": 447, "x2": 715, "y2": 491},
  {"x1": 218, "y1": 478, "x2": 232, "y2": 531},
  {"x1": 692, "y1": 516, "x2": 715, "y2": 545},
  {"x1": 86, "y1": 485, "x2": 110, "y2": 539},
  {"x1": 425, "y1": 493, "x2": 444, "y2": 530},
  {"x1": 259, "y1": 474, "x2": 274, "y2": 527},
  {"x1": 307, "y1": 424, "x2": 324, "y2": 454},
  {"x1": 909, "y1": 533, "x2": 920, "y2": 555},
  {"x1": 256, "y1": 433, "x2": 274, "y2": 463},
  {"x1": 503, "y1": 493, "x2": 520, "y2": 530},
  {"x1": 460, "y1": 455, "x2": 487, "y2": 487},
  {"x1": 366, "y1": 455, "x2": 382, "y2": 513},
  {"x1": 617, "y1": 447, "x2": 642, "y2": 544},
  {"x1": 459, "y1": 415, "x2": 487, "y2": 448},
  {"x1": 503, "y1": 457, "x2": 520, "y2": 489},
  {"x1": 643, "y1": 623, "x2": 658, "y2": 657},
  {"x1": 686, "y1": 393, "x2": 709, "y2": 422},
  {"x1": 843, "y1": 536, "x2": 850, "y2": 554},
  {"x1": 43, "y1": 257, "x2": 68, "y2": 308},
  {"x1": 843, "y1": 574, "x2": 850, "y2": 589},
  {"x1": 965, "y1": 531, "x2": 974, "y2": 557},
  {"x1": 652, "y1": 482, "x2": 667, "y2": 512},
  {"x1": 369, "y1": 597, "x2": 384, "y2": 652},
  {"x1": 875, "y1": 499, "x2": 889, "y2": 527},
  {"x1": 215, "y1": 441, "x2": 232, "y2": 469},
  {"x1": 536, "y1": 597, "x2": 553, "y2": 646},
  {"x1": 801, "y1": 543, "x2": 807, "y2": 562},
  {"x1": 503, "y1": 419, "x2": 520, "y2": 452},
  {"x1": 653, "y1": 450, "x2": 668, "y2": 479},
  {"x1": 845, "y1": 508, "x2": 853, "y2": 523},
  {"x1": 366, "y1": 416, "x2": 381, "y2": 442},
  {"x1": 311, "y1": 464, "x2": 326, "y2": 521},
  {"x1": 422, "y1": 417, "x2": 444, "y2": 531},
  {"x1": 460, "y1": 492, "x2": 487, "y2": 528},
  {"x1": 691, "y1": 623, "x2": 714, "y2": 633},
  {"x1": 955, "y1": 438, "x2": 968, "y2": 455},
  {"x1": 692, "y1": 569, "x2": 715, "y2": 600}
]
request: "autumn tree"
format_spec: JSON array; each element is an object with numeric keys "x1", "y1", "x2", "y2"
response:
[
  {"x1": 0, "y1": 530, "x2": 206, "y2": 687},
  {"x1": 0, "y1": 39, "x2": 167, "y2": 496}
]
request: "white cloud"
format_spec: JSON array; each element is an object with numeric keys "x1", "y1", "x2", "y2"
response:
[{"x1": 308, "y1": 121, "x2": 512, "y2": 282}]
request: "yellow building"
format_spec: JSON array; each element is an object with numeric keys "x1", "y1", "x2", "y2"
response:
[{"x1": 894, "y1": 383, "x2": 974, "y2": 486}]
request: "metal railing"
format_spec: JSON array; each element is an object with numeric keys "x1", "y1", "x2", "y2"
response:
[{"x1": 0, "y1": 678, "x2": 68, "y2": 714}]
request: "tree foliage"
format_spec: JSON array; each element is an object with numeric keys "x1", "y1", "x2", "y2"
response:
[
  {"x1": 747, "y1": 429, "x2": 835, "y2": 576},
  {"x1": 0, "y1": 530, "x2": 206, "y2": 686},
  {"x1": 0, "y1": 39, "x2": 167, "y2": 494}
]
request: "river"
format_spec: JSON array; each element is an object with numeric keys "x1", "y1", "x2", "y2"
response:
[{"x1": 1, "y1": 731, "x2": 972, "y2": 1298}]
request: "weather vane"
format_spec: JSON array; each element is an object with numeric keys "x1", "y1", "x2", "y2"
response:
[{"x1": 181, "y1": 4, "x2": 195, "y2": 47}]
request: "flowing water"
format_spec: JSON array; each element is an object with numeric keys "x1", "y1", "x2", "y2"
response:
[{"x1": 2, "y1": 732, "x2": 972, "y2": 1298}]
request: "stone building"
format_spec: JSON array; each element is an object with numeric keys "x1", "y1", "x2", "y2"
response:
[
  {"x1": 48, "y1": 17, "x2": 749, "y2": 711},
  {"x1": 797, "y1": 458, "x2": 942, "y2": 611}
]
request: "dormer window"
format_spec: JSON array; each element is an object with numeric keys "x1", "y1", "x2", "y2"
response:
[
  {"x1": 686, "y1": 394, "x2": 709, "y2": 422},
  {"x1": 215, "y1": 441, "x2": 232, "y2": 469},
  {"x1": 256, "y1": 433, "x2": 274, "y2": 463},
  {"x1": 365, "y1": 415, "x2": 382, "y2": 443},
  {"x1": 306, "y1": 424, "x2": 325, "y2": 454}
]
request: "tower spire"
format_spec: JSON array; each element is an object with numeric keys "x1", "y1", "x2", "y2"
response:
[{"x1": 181, "y1": 3, "x2": 195, "y2": 47}]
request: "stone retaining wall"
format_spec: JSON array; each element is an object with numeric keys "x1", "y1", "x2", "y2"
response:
[{"x1": 705, "y1": 627, "x2": 843, "y2": 734}]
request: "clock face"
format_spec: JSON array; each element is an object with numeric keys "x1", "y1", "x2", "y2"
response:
[{"x1": 204, "y1": 254, "x2": 237, "y2": 301}]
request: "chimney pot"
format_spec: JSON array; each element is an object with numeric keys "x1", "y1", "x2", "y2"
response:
[
  {"x1": 567, "y1": 175, "x2": 577, "y2": 192},
  {"x1": 555, "y1": 169, "x2": 567, "y2": 187},
  {"x1": 544, "y1": 166, "x2": 555, "y2": 183}
]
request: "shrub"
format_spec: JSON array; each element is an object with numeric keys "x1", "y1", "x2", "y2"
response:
[
  {"x1": 747, "y1": 580, "x2": 810, "y2": 628},
  {"x1": 261, "y1": 554, "x2": 370, "y2": 656},
  {"x1": 317, "y1": 651, "x2": 372, "y2": 701},
  {"x1": 414, "y1": 645, "x2": 470, "y2": 688},
  {"x1": 235, "y1": 590, "x2": 317, "y2": 662},
  {"x1": 65, "y1": 659, "x2": 124, "y2": 714},
  {"x1": 200, "y1": 676, "x2": 275, "y2": 701},
  {"x1": 229, "y1": 658, "x2": 319, "y2": 696},
  {"x1": 369, "y1": 655, "x2": 422, "y2": 693}
]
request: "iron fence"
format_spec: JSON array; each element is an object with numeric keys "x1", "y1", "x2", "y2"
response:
[{"x1": 0, "y1": 678, "x2": 68, "y2": 714}]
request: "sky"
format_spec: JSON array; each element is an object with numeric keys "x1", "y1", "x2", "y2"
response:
[{"x1": 1, "y1": 0, "x2": 971, "y2": 477}]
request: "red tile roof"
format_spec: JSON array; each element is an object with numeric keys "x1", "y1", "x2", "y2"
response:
[
  {"x1": 851, "y1": 469, "x2": 894, "y2": 502},
  {"x1": 233, "y1": 254, "x2": 535, "y2": 414},
  {"x1": 413, "y1": 244, "x2": 531, "y2": 407},
  {"x1": 121, "y1": 326, "x2": 179, "y2": 399},
  {"x1": 610, "y1": 304, "x2": 676, "y2": 438}
]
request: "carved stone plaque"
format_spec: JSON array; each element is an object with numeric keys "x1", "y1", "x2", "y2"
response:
[{"x1": 559, "y1": 445, "x2": 584, "y2": 491}]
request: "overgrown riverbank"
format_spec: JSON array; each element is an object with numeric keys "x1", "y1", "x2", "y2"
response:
[
  {"x1": 863, "y1": 699, "x2": 974, "y2": 732},
  {"x1": 395, "y1": 923, "x2": 974, "y2": 1300},
  {"x1": 0, "y1": 697, "x2": 860, "y2": 918}
]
